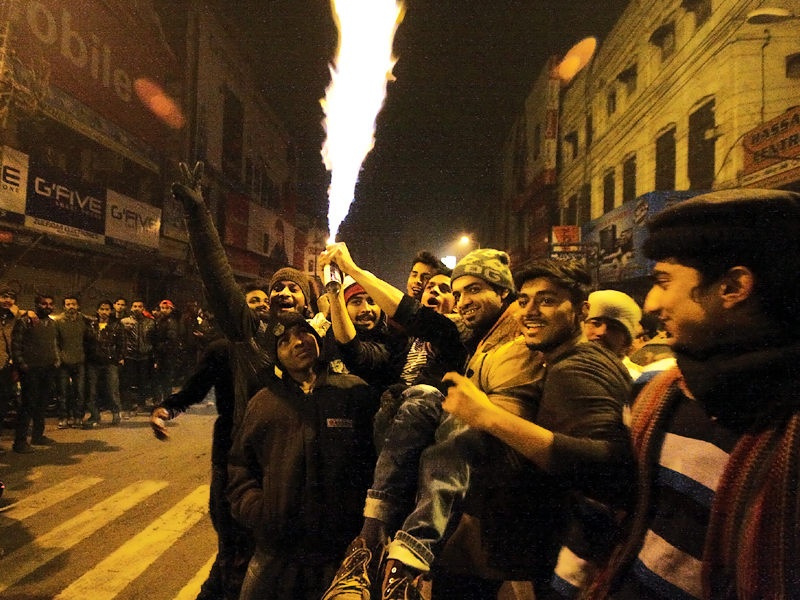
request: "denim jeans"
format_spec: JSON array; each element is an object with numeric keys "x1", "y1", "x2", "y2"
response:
[
  {"x1": 86, "y1": 363, "x2": 123, "y2": 419},
  {"x1": 365, "y1": 385, "x2": 446, "y2": 530},
  {"x1": 58, "y1": 362, "x2": 85, "y2": 420},
  {"x1": 380, "y1": 386, "x2": 535, "y2": 569}
]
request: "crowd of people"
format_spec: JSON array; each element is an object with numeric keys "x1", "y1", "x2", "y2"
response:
[
  {"x1": 4, "y1": 164, "x2": 800, "y2": 600},
  {"x1": 0, "y1": 291, "x2": 222, "y2": 453}
]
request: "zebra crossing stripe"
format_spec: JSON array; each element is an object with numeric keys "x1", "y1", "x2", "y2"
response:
[
  {"x1": 54, "y1": 484, "x2": 210, "y2": 600},
  {"x1": 173, "y1": 553, "x2": 217, "y2": 600},
  {"x1": 0, "y1": 480, "x2": 168, "y2": 594},
  {"x1": 0, "y1": 476, "x2": 104, "y2": 522}
]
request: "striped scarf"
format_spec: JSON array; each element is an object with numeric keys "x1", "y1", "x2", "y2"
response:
[{"x1": 584, "y1": 366, "x2": 800, "y2": 599}]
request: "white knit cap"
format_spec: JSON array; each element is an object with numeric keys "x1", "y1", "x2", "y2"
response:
[{"x1": 586, "y1": 290, "x2": 642, "y2": 341}]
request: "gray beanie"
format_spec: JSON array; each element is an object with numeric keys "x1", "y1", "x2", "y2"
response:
[
  {"x1": 451, "y1": 249, "x2": 514, "y2": 292},
  {"x1": 587, "y1": 290, "x2": 642, "y2": 342}
]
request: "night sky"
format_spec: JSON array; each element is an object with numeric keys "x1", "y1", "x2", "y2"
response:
[{"x1": 231, "y1": 0, "x2": 630, "y2": 288}]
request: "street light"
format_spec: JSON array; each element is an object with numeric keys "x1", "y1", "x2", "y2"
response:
[{"x1": 745, "y1": 7, "x2": 797, "y2": 24}]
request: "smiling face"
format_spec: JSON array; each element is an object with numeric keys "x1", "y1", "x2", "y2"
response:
[
  {"x1": 644, "y1": 260, "x2": 718, "y2": 352},
  {"x1": 407, "y1": 262, "x2": 437, "y2": 300},
  {"x1": 246, "y1": 289, "x2": 270, "y2": 319},
  {"x1": 346, "y1": 292, "x2": 382, "y2": 331},
  {"x1": 277, "y1": 325, "x2": 320, "y2": 374},
  {"x1": 421, "y1": 274, "x2": 455, "y2": 314},
  {"x1": 270, "y1": 280, "x2": 307, "y2": 314},
  {"x1": 516, "y1": 277, "x2": 583, "y2": 354},
  {"x1": 453, "y1": 275, "x2": 506, "y2": 331}
]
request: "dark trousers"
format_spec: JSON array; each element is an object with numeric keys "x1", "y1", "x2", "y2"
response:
[
  {"x1": 197, "y1": 463, "x2": 255, "y2": 600},
  {"x1": 16, "y1": 366, "x2": 56, "y2": 442},
  {"x1": 86, "y1": 363, "x2": 122, "y2": 420},
  {"x1": 58, "y1": 362, "x2": 85, "y2": 420},
  {"x1": 0, "y1": 365, "x2": 15, "y2": 435},
  {"x1": 121, "y1": 358, "x2": 152, "y2": 410}
]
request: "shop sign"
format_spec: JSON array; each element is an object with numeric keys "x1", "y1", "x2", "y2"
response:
[
  {"x1": 0, "y1": 147, "x2": 29, "y2": 224},
  {"x1": 742, "y1": 106, "x2": 800, "y2": 187},
  {"x1": 105, "y1": 189, "x2": 161, "y2": 249}
]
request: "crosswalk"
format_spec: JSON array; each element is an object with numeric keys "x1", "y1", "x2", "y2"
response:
[{"x1": 0, "y1": 476, "x2": 216, "y2": 600}]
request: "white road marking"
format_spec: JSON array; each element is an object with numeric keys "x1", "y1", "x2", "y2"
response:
[
  {"x1": 0, "y1": 480, "x2": 169, "y2": 594},
  {"x1": 0, "y1": 476, "x2": 104, "y2": 521},
  {"x1": 173, "y1": 553, "x2": 217, "y2": 600},
  {"x1": 54, "y1": 484, "x2": 210, "y2": 600}
]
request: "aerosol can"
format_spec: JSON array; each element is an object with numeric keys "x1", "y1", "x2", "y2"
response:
[{"x1": 323, "y1": 262, "x2": 343, "y2": 295}]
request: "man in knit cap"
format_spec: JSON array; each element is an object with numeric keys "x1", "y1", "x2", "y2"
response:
[
  {"x1": 577, "y1": 189, "x2": 800, "y2": 599},
  {"x1": 269, "y1": 267, "x2": 311, "y2": 317},
  {"x1": 320, "y1": 245, "x2": 543, "y2": 600},
  {"x1": 584, "y1": 289, "x2": 643, "y2": 378}
]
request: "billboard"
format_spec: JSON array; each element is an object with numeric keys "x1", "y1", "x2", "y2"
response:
[
  {"x1": 741, "y1": 106, "x2": 800, "y2": 189},
  {"x1": 581, "y1": 191, "x2": 702, "y2": 283},
  {"x1": 24, "y1": 156, "x2": 106, "y2": 244},
  {"x1": 105, "y1": 189, "x2": 161, "y2": 249},
  {"x1": 0, "y1": 146, "x2": 29, "y2": 224},
  {"x1": 12, "y1": 0, "x2": 177, "y2": 149}
]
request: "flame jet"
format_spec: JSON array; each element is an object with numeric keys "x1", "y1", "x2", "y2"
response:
[{"x1": 320, "y1": 0, "x2": 405, "y2": 244}]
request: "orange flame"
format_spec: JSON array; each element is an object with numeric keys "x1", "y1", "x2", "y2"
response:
[{"x1": 321, "y1": 0, "x2": 405, "y2": 242}]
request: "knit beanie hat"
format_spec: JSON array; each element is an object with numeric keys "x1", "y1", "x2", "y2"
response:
[
  {"x1": 270, "y1": 268, "x2": 311, "y2": 304},
  {"x1": 270, "y1": 312, "x2": 322, "y2": 368},
  {"x1": 342, "y1": 276, "x2": 366, "y2": 304},
  {"x1": 587, "y1": 290, "x2": 642, "y2": 342},
  {"x1": 451, "y1": 249, "x2": 514, "y2": 292}
]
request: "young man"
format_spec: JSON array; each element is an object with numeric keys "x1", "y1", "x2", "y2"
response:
[
  {"x1": 55, "y1": 294, "x2": 91, "y2": 427},
  {"x1": 406, "y1": 251, "x2": 446, "y2": 300},
  {"x1": 584, "y1": 189, "x2": 800, "y2": 600},
  {"x1": 113, "y1": 297, "x2": 129, "y2": 321},
  {"x1": 269, "y1": 268, "x2": 311, "y2": 317},
  {"x1": 153, "y1": 299, "x2": 180, "y2": 404},
  {"x1": 0, "y1": 289, "x2": 19, "y2": 450},
  {"x1": 227, "y1": 313, "x2": 377, "y2": 600},
  {"x1": 120, "y1": 299, "x2": 155, "y2": 417},
  {"x1": 584, "y1": 290, "x2": 643, "y2": 379},
  {"x1": 12, "y1": 293, "x2": 58, "y2": 452},
  {"x1": 85, "y1": 300, "x2": 125, "y2": 427},
  {"x1": 319, "y1": 245, "x2": 541, "y2": 599}
]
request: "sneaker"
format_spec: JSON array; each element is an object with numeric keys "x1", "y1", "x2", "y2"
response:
[
  {"x1": 31, "y1": 435, "x2": 56, "y2": 446},
  {"x1": 322, "y1": 537, "x2": 374, "y2": 600},
  {"x1": 82, "y1": 420, "x2": 99, "y2": 430},
  {"x1": 12, "y1": 441, "x2": 34, "y2": 454},
  {"x1": 111, "y1": 414, "x2": 121, "y2": 426},
  {"x1": 58, "y1": 420, "x2": 68, "y2": 429},
  {"x1": 381, "y1": 560, "x2": 423, "y2": 600}
]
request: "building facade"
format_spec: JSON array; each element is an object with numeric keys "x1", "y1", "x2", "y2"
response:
[
  {"x1": 494, "y1": 0, "x2": 800, "y2": 286},
  {"x1": 0, "y1": 0, "x2": 306, "y2": 309}
]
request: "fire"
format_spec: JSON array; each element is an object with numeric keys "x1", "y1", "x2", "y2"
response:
[{"x1": 321, "y1": 0, "x2": 405, "y2": 242}]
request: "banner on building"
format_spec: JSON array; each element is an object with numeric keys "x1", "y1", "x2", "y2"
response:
[
  {"x1": 224, "y1": 192, "x2": 249, "y2": 250},
  {"x1": 581, "y1": 191, "x2": 700, "y2": 283},
  {"x1": 13, "y1": 0, "x2": 178, "y2": 150},
  {"x1": 0, "y1": 146, "x2": 29, "y2": 224},
  {"x1": 25, "y1": 157, "x2": 105, "y2": 244},
  {"x1": 741, "y1": 106, "x2": 800, "y2": 188},
  {"x1": 105, "y1": 189, "x2": 161, "y2": 249},
  {"x1": 161, "y1": 195, "x2": 189, "y2": 242},
  {"x1": 247, "y1": 204, "x2": 296, "y2": 267}
]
